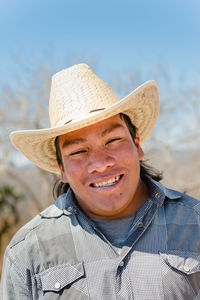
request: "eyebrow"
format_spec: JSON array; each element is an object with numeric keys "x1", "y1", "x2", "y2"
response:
[
  {"x1": 61, "y1": 138, "x2": 86, "y2": 149},
  {"x1": 101, "y1": 123, "x2": 124, "y2": 137}
]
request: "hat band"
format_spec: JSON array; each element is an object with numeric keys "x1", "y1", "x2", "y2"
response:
[
  {"x1": 89, "y1": 108, "x2": 105, "y2": 113},
  {"x1": 63, "y1": 108, "x2": 106, "y2": 126}
]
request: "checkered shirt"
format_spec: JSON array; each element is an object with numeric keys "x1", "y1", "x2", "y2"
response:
[{"x1": 1, "y1": 177, "x2": 200, "y2": 299}]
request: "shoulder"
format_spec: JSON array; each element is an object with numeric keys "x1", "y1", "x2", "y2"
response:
[
  {"x1": 7, "y1": 204, "x2": 69, "y2": 250},
  {"x1": 5, "y1": 191, "x2": 76, "y2": 262},
  {"x1": 158, "y1": 186, "x2": 200, "y2": 253},
  {"x1": 1, "y1": 203, "x2": 80, "y2": 295},
  {"x1": 149, "y1": 177, "x2": 200, "y2": 223},
  {"x1": 147, "y1": 177, "x2": 200, "y2": 217},
  {"x1": 164, "y1": 186, "x2": 200, "y2": 217},
  {"x1": 160, "y1": 186, "x2": 200, "y2": 242},
  {"x1": 3, "y1": 204, "x2": 75, "y2": 277}
]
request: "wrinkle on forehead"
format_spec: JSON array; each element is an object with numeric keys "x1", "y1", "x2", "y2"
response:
[
  {"x1": 60, "y1": 120, "x2": 126, "y2": 150},
  {"x1": 60, "y1": 115, "x2": 127, "y2": 149}
]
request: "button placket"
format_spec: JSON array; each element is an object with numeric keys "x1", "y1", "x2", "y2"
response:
[
  {"x1": 66, "y1": 206, "x2": 79, "y2": 215},
  {"x1": 155, "y1": 192, "x2": 160, "y2": 199},
  {"x1": 119, "y1": 261, "x2": 124, "y2": 267},
  {"x1": 137, "y1": 221, "x2": 144, "y2": 228},
  {"x1": 67, "y1": 206, "x2": 73, "y2": 212}
]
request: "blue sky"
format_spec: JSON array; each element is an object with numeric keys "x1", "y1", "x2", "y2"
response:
[
  {"x1": 0, "y1": 0, "x2": 200, "y2": 167},
  {"x1": 0, "y1": 0, "x2": 200, "y2": 89}
]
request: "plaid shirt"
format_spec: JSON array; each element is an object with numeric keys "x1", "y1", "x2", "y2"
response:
[{"x1": 1, "y1": 177, "x2": 200, "y2": 299}]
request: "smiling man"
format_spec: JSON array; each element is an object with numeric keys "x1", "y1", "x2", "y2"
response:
[
  {"x1": 57, "y1": 114, "x2": 147, "y2": 219},
  {"x1": 1, "y1": 64, "x2": 200, "y2": 299}
]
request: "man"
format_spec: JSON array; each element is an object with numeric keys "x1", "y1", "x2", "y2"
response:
[{"x1": 1, "y1": 64, "x2": 200, "y2": 299}]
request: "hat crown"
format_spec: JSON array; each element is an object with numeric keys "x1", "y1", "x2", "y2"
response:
[{"x1": 49, "y1": 64, "x2": 119, "y2": 127}]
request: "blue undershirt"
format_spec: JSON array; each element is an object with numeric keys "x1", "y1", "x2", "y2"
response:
[{"x1": 91, "y1": 214, "x2": 136, "y2": 253}]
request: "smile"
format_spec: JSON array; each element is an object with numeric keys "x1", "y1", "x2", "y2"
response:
[{"x1": 91, "y1": 175, "x2": 123, "y2": 188}]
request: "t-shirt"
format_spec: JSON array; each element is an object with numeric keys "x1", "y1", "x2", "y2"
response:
[{"x1": 91, "y1": 214, "x2": 136, "y2": 253}]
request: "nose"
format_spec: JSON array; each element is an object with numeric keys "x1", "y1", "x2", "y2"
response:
[{"x1": 88, "y1": 149, "x2": 115, "y2": 174}]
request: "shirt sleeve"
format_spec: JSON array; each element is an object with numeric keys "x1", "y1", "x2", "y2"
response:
[{"x1": 0, "y1": 249, "x2": 32, "y2": 300}]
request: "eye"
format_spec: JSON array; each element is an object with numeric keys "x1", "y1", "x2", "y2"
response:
[
  {"x1": 70, "y1": 150, "x2": 87, "y2": 156},
  {"x1": 106, "y1": 138, "x2": 121, "y2": 145}
]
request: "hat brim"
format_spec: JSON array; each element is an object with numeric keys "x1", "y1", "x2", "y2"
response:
[{"x1": 10, "y1": 80, "x2": 159, "y2": 174}]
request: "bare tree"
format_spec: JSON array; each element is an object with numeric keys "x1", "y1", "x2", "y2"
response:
[{"x1": 0, "y1": 63, "x2": 56, "y2": 210}]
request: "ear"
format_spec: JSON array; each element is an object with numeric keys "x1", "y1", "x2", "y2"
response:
[
  {"x1": 134, "y1": 133, "x2": 144, "y2": 160},
  {"x1": 58, "y1": 163, "x2": 68, "y2": 183}
]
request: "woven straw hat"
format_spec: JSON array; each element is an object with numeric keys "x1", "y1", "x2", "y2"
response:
[{"x1": 10, "y1": 63, "x2": 159, "y2": 174}]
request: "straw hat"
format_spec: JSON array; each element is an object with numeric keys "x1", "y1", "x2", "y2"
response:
[{"x1": 10, "y1": 63, "x2": 159, "y2": 174}]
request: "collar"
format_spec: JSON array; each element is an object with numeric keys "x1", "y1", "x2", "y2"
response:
[
  {"x1": 40, "y1": 188, "x2": 77, "y2": 218},
  {"x1": 40, "y1": 177, "x2": 181, "y2": 219},
  {"x1": 148, "y1": 177, "x2": 182, "y2": 200}
]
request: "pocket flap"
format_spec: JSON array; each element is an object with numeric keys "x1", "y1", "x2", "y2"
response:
[
  {"x1": 160, "y1": 251, "x2": 200, "y2": 275},
  {"x1": 39, "y1": 262, "x2": 84, "y2": 292}
]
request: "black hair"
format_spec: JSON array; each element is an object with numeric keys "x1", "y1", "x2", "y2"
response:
[{"x1": 53, "y1": 113, "x2": 162, "y2": 199}]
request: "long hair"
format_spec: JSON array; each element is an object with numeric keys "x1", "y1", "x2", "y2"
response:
[{"x1": 53, "y1": 114, "x2": 162, "y2": 199}]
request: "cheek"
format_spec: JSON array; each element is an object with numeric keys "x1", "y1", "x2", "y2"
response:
[
  {"x1": 116, "y1": 143, "x2": 140, "y2": 164},
  {"x1": 63, "y1": 160, "x2": 86, "y2": 183}
]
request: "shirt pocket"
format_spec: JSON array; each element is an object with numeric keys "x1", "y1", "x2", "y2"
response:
[
  {"x1": 37, "y1": 261, "x2": 90, "y2": 298},
  {"x1": 159, "y1": 251, "x2": 200, "y2": 298},
  {"x1": 159, "y1": 251, "x2": 200, "y2": 274}
]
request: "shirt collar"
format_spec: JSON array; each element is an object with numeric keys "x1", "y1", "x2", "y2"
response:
[
  {"x1": 145, "y1": 176, "x2": 181, "y2": 203},
  {"x1": 40, "y1": 188, "x2": 76, "y2": 218},
  {"x1": 40, "y1": 177, "x2": 181, "y2": 218}
]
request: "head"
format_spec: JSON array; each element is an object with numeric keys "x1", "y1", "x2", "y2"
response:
[
  {"x1": 54, "y1": 113, "x2": 162, "y2": 219},
  {"x1": 10, "y1": 64, "x2": 160, "y2": 210},
  {"x1": 10, "y1": 64, "x2": 160, "y2": 176}
]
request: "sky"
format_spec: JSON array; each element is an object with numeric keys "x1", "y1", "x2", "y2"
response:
[
  {"x1": 0, "y1": 0, "x2": 200, "y2": 166},
  {"x1": 0, "y1": 0, "x2": 200, "y2": 90}
]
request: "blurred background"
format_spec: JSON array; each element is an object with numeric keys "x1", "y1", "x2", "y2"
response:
[{"x1": 0, "y1": 0, "x2": 200, "y2": 275}]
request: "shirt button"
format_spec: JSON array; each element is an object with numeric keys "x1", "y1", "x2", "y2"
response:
[
  {"x1": 67, "y1": 206, "x2": 73, "y2": 212},
  {"x1": 119, "y1": 261, "x2": 124, "y2": 267},
  {"x1": 55, "y1": 282, "x2": 61, "y2": 289},
  {"x1": 184, "y1": 266, "x2": 190, "y2": 272},
  {"x1": 137, "y1": 222, "x2": 144, "y2": 228},
  {"x1": 155, "y1": 192, "x2": 160, "y2": 198}
]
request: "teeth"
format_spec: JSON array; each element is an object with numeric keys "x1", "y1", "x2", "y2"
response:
[{"x1": 93, "y1": 175, "x2": 120, "y2": 187}]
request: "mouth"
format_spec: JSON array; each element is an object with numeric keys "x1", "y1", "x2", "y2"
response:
[{"x1": 90, "y1": 174, "x2": 123, "y2": 188}]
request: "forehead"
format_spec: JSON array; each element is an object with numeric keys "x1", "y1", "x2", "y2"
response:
[{"x1": 58, "y1": 114, "x2": 128, "y2": 145}]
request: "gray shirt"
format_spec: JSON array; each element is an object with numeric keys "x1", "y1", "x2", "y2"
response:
[
  {"x1": 1, "y1": 177, "x2": 200, "y2": 299},
  {"x1": 91, "y1": 213, "x2": 136, "y2": 253}
]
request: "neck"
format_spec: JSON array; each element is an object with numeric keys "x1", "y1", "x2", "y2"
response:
[{"x1": 131, "y1": 178, "x2": 149, "y2": 215}]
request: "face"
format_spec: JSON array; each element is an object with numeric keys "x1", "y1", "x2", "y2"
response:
[{"x1": 58, "y1": 114, "x2": 146, "y2": 219}]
